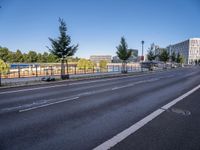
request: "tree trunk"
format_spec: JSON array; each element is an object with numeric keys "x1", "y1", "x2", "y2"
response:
[
  {"x1": 66, "y1": 59, "x2": 69, "y2": 75},
  {"x1": 61, "y1": 58, "x2": 65, "y2": 79}
]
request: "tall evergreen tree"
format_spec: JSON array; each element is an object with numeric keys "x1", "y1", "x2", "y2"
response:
[
  {"x1": 116, "y1": 37, "x2": 132, "y2": 73},
  {"x1": 171, "y1": 51, "x2": 176, "y2": 62},
  {"x1": 47, "y1": 18, "x2": 78, "y2": 79},
  {"x1": 159, "y1": 49, "x2": 170, "y2": 63},
  {"x1": 147, "y1": 44, "x2": 156, "y2": 61}
]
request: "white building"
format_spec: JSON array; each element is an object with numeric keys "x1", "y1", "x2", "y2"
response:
[
  {"x1": 90, "y1": 55, "x2": 112, "y2": 63},
  {"x1": 168, "y1": 38, "x2": 200, "y2": 64}
]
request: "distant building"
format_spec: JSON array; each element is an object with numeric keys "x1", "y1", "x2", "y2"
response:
[
  {"x1": 90, "y1": 55, "x2": 112, "y2": 63},
  {"x1": 128, "y1": 49, "x2": 138, "y2": 62},
  {"x1": 167, "y1": 38, "x2": 200, "y2": 64}
]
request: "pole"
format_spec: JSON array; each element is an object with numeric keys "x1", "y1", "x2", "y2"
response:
[{"x1": 141, "y1": 40, "x2": 144, "y2": 72}]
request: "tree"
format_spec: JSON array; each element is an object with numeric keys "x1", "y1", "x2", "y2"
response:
[
  {"x1": 15, "y1": 50, "x2": 24, "y2": 62},
  {"x1": 159, "y1": 49, "x2": 170, "y2": 63},
  {"x1": 27, "y1": 51, "x2": 38, "y2": 63},
  {"x1": 116, "y1": 37, "x2": 132, "y2": 73},
  {"x1": 171, "y1": 51, "x2": 176, "y2": 62},
  {"x1": 48, "y1": 18, "x2": 78, "y2": 79},
  {"x1": 7, "y1": 52, "x2": 15, "y2": 63},
  {"x1": 0, "y1": 59, "x2": 9, "y2": 74},
  {"x1": 176, "y1": 52, "x2": 184, "y2": 64},
  {"x1": 147, "y1": 44, "x2": 156, "y2": 61},
  {"x1": 42, "y1": 52, "x2": 49, "y2": 63},
  {"x1": 47, "y1": 53, "x2": 58, "y2": 63},
  {"x1": 77, "y1": 59, "x2": 93, "y2": 70},
  {"x1": 99, "y1": 60, "x2": 107, "y2": 69},
  {"x1": 0, "y1": 47, "x2": 9, "y2": 62}
]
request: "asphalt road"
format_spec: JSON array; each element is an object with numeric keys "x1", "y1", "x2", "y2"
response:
[{"x1": 0, "y1": 67, "x2": 200, "y2": 150}]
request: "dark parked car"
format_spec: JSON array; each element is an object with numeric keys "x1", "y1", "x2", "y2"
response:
[{"x1": 41, "y1": 76, "x2": 56, "y2": 82}]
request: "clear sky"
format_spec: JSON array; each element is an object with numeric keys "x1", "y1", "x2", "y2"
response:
[{"x1": 0, "y1": 0, "x2": 200, "y2": 58}]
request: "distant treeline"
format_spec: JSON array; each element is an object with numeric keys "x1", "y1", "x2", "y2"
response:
[{"x1": 0, "y1": 46, "x2": 80, "y2": 63}]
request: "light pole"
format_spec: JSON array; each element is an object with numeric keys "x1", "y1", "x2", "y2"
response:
[{"x1": 141, "y1": 40, "x2": 144, "y2": 72}]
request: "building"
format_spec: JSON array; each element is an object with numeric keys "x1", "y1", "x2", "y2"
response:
[
  {"x1": 167, "y1": 38, "x2": 200, "y2": 64},
  {"x1": 90, "y1": 55, "x2": 112, "y2": 63}
]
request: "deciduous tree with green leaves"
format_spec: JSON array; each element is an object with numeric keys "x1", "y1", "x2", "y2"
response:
[
  {"x1": 176, "y1": 52, "x2": 184, "y2": 65},
  {"x1": 47, "y1": 18, "x2": 78, "y2": 79},
  {"x1": 0, "y1": 59, "x2": 9, "y2": 74},
  {"x1": 116, "y1": 37, "x2": 132, "y2": 73},
  {"x1": 99, "y1": 60, "x2": 107, "y2": 70},
  {"x1": 77, "y1": 59, "x2": 94, "y2": 70}
]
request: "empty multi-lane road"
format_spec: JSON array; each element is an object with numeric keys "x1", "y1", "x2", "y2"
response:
[{"x1": 0, "y1": 67, "x2": 200, "y2": 150}]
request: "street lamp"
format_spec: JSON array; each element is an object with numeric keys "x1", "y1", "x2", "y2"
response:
[{"x1": 141, "y1": 40, "x2": 144, "y2": 71}]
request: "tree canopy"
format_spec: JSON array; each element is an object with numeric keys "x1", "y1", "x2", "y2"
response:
[
  {"x1": 48, "y1": 18, "x2": 78, "y2": 59},
  {"x1": 77, "y1": 59, "x2": 94, "y2": 69},
  {"x1": 147, "y1": 44, "x2": 156, "y2": 61},
  {"x1": 99, "y1": 60, "x2": 107, "y2": 69},
  {"x1": 159, "y1": 49, "x2": 170, "y2": 63},
  {"x1": 0, "y1": 59, "x2": 9, "y2": 74},
  {"x1": 171, "y1": 51, "x2": 176, "y2": 62},
  {"x1": 116, "y1": 37, "x2": 132, "y2": 63},
  {"x1": 176, "y1": 52, "x2": 184, "y2": 64}
]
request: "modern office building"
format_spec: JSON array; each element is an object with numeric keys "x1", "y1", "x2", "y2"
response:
[
  {"x1": 90, "y1": 55, "x2": 112, "y2": 63},
  {"x1": 167, "y1": 38, "x2": 200, "y2": 64}
]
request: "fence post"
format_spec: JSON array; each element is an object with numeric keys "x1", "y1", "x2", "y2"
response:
[
  {"x1": 0, "y1": 72, "x2": 1, "y2": 86},
  {"x1": 36, "y1": 65, "x2": 38, "y2": 77},
  {"x1": 18, "y1": 65, "x2": 20, "y2": 78},
  {"x1": 74, "y1": 66, "x2": 76, "y2": 75},
  {"x1": 84, "y1": 66, "x2": 86, "y2": 74},
  {"x1": 50, "y1": 66, "x2": 53, "y2": 76}
]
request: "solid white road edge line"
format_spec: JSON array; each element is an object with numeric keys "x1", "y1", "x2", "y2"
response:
[
  {"x1": 19, "y1": 97, "x2": 79, "y2": 112},
  {"x1": 93, "y1": 84, "x2": 200, "y2": 150}
]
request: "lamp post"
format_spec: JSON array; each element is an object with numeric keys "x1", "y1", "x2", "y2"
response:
[{"x1": 141, "y1": 40, "x2": 144, "y2": 72}]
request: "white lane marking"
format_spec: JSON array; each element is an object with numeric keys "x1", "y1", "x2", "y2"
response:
[
  {"x1": 93, "y1": 84, "x2": 200, "y2": 150},
  {"x1": 19, "y1": 97, "x2": 79, "y2": 112},
  {"x1": 0, "y1": 71, "x2": 171, "y2": 95},
  {"x1": 1, "y1": 76, "x2": 173, "y2": 113},
  {"x1": 0, "y1": 75, "x2": 140, "y2": 95},
  {"x1": 93, "y1": 109, "x2": 165, "y2": 150},
  {"x1": 161, "y1": 84, "x2": 200, "y2": 110}
]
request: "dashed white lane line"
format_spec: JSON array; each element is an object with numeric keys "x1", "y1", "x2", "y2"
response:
[
  {"x1": 0, "y1": 75, "x2": 138, "y2": 95},
  {"x1": 19, "y1": 97, "x2": 79, "y2": 112},
  {"x1": 0, "y1": 71, "x2": 174, "y2": 95},
  {"x1": 93, "y1": 84, "x2": 200, "y2": 150}
]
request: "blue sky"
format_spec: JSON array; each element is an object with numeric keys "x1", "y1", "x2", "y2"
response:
[{"x1": 0, "y1": 0, "x2": 200, "y2": 58}]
